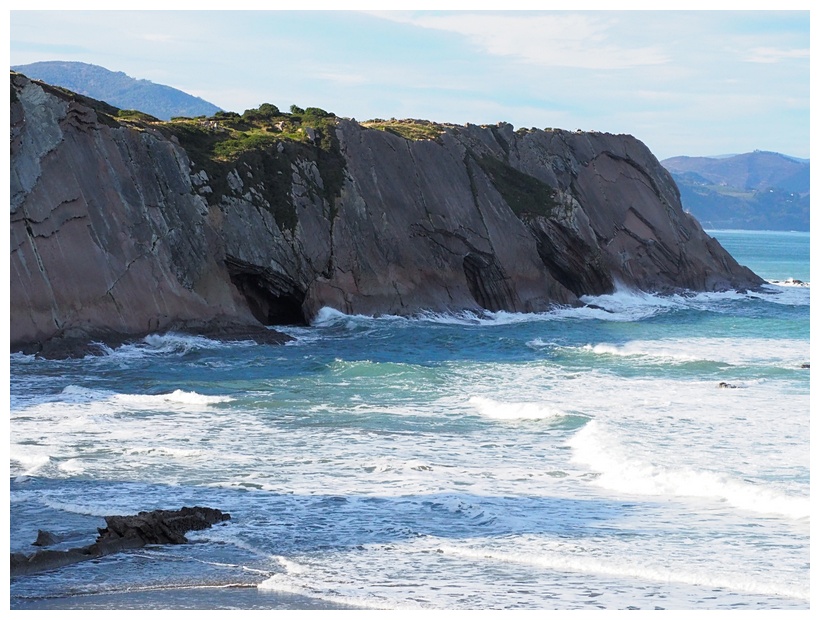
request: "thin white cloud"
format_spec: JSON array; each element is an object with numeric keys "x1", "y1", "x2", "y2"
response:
[
  {"x1": 313, "y1": 71, "x2": 370, "y2": 86},
  {"x1": 370, "y1": 11, "x2": 669, "y2": 69},
  {"x1": 140, "y1": 33, "x2": 177, "y2": 43},
  {"x1": 743, "y1": 46, "x2": 809, "y2": 63}
]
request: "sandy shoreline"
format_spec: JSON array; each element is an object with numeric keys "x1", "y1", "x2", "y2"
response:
[{"x1": 10, "y1": 583, "x2": 363, "y2": 610}]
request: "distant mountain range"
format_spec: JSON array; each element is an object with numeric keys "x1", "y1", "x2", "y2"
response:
[
  {"x1": 661, "y1": 151, "x2": 809, "y2": 231},
  {"x1": 11, "y1": 61, "x2": 222, "y2": 121}
]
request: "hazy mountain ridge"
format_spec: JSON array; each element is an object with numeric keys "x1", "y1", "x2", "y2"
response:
[
  {"x1": 661, "y1": 151, "x2": 809, "y2": 231},
  {"x1": 11, "y1": 60, "x2": 222, "y2": 121}
]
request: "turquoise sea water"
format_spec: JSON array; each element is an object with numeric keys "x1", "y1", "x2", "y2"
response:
[{"x1": 9, "y1": 230, "x2": 810, "y2": 610}]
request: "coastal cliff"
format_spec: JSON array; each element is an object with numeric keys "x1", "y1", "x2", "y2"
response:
[{"x1": 10, "y1": 72, "x2": 763, "y2": 355}]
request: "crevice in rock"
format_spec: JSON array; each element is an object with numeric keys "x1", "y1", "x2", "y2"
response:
[
  {"x1": 462, "y1": 251, "x2": 517, "y2": 312},
  {"x1": 225, "y1": 256, "x2": 307, "y2": 325},
  {"x1": 528, "y1": 221, "x2": 614, "y2": 297}
]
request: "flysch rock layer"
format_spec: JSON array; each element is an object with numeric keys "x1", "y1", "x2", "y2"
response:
[{"x1": 10, "y1": 72, "x2": 763, "y2": 356}]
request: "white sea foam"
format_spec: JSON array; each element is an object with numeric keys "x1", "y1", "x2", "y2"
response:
[
  {"x1": 258, "y1": 578, "x2": 396, "y2": 610},
  {"x1": 576, "y1": 337, "x2": 808, "y2": 368},
  {"x1": 59, "y1": 384, "x2": 109, "y2": 402},
  {"x1": 757, "y1": 282, "x2": 811, "y2": 306},
  {"x1": 568, "y1": 421, "x2": 810, "y2": 520},
  {"x1": 769, "y1": 278, "x2": 809, "y2": 287},
  {"x1": 156, "y1": 389, "x2": 234, "y2": 406},
  {"x1": 469, "y1": 396, "x2": 566, "y2": 421},
  {"x1": 30, "y1": 389, "x2": 231, "y2": 422},
  {"x1": 8, "y1": 448, "x2": 51, "y2": 477},
  {"x1": 64, "y1": 387, "x2": 233, "y2": 409},
  {"x1": 273, "y1": 555, "x2": 308, "y2": 575},
  {"x1": 307, "y1": 282, "x2": 793, "y2": 332},
  {"x1": 91, "y1": 332, "x2": 249, "y2": 360},
  {"x1": 311, "y1": 306, "x2": 406, "y2": 328},
  {"x1": 37, "y1": 497, "x2": 138, "y2": 518},
  {"x1": 437, "y1": 542, "x2": 809, "y2": 601},
  {"x1": 56, "y1": 459, "x2": 86, "y2": 474},
  {"x1": 123, "y1": 446, "x2": 206, "y2": 459}
]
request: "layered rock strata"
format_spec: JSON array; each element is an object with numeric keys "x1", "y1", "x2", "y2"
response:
[{"x1": 10, "y1": 72, "x2": 763, "y2": 355}]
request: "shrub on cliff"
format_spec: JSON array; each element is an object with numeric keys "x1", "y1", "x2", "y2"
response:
[{"x1": 242, "y1": 103, "x2": 281, "y2": 122}]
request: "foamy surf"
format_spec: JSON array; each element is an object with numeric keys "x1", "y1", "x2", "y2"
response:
[
  {"x1": 89, "y1": 332, "x2": 252, "y2": 360},
  {"x1": 306, "y1": 282, "x2": 792, "y2": 333},
  {"x1": 9, "y1": 230, "x2": 809, "y2": 611},
  {"x1": 469, "y1": 396, "x2": 567, "y2": 421},
  {"x1": 436, "y1": 541, "x2": 809, "y2": 601},
  {"x1": 568, "y1": 421, "x2": 809, "y2": 520},
  {"x1": 575, "y1": 337, "x2": 808, "y2": 368},
  {"x1": 257, "y1": 575, "x2": 398, "y2": 610}
]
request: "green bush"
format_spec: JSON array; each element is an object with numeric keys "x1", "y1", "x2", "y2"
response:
[
  {"x1": 243, "y1": 103, "x2": 282, "y2": 122},
  {"x1": 304, "y1": 107, "x2": 333, "y2": 118},
  {"x1": 117, "y1": 109, "x2": 160, "y2": 122}
]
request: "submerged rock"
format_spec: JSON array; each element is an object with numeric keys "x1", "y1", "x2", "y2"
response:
[{"x1": 10, "y1": 72, "x2": 764, "y2": 356}]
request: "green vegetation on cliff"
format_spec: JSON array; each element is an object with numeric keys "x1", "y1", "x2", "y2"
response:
[
  {"x1": 474, "y1": 155, "x2": 558, "y2": 219},
  {"x1": 163, "y1": 104, "x2": 338, "y2": 161},
  {"x1": 155, "y1": 104, "x2": 345, "y2": 234},
  {"x1": 362, "y1": 118, "x2": 448, "y2": 141}
]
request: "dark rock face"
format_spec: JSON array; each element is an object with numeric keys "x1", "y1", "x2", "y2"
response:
[
  {"x1": 33, "y1": 530, "x2": 59, "y2": 547},
  {"x1": 97, "y1": 506, "x2": 231, "y2": 545},
  {"x1": 10, "y1": 507, "x2": 230, "y2": 577},
  {"x1": 10, "y1": 72, "x2": 763, "y2": 354}
]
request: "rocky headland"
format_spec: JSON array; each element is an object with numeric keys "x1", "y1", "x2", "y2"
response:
[{"x1": 10, "y1": 71, "x2": 763, "y2": 357}]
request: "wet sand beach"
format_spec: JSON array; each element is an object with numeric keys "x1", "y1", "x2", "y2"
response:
[{"x1": 11, "y1": 584, "x2": 361, "y2": 610}]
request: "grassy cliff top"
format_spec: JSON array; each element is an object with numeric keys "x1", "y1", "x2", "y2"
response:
[{"x1": 361, "y1": 118, "x2": 452, "y2": 141}]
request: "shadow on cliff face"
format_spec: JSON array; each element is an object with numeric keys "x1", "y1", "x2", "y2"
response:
[
  {"x1": 226, "y1": 257, "x2": 307, "y2": 326},
  {"x1": 462, "y1": 252, "x2": 519, "y2": 312}
]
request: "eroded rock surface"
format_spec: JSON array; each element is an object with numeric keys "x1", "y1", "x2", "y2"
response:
[
  {"x1": 10, "y1": 507, "x2": 231, "y2": 577},
  {"x1": 10, "y1": 72, "x2": 763, "y2": 355}
]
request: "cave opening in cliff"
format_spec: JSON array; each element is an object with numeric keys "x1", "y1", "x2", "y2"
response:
[{"x1": 226, "y1": 259, "x2": 307, "y2": 326}]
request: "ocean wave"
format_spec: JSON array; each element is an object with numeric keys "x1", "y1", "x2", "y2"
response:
[
  {"x1": 304, "y1": 282, "x2": 795, "y2": 331},
  {"x1": 568, "y1": 421, "x2": 810, "y2": 521},
  {"x1": 8, "y1": 448, "x2": 52, "y2": 478},
  {"x1": 756, "y1": 282, "x2": 810, "y2": 306},
  {"x1": 468, "y1": 396, "x2": 567, "y2": 421},
  {"x1": 258, "y1": 574, "x2": 398, "y2": 609},
  {"x1": 312, "y1": 306, "x2": 408, "y2": 328},
  {"x1": 37, "y1": 496, "x2": 142, "y2": 518},
  {"x1": 125, "y1": 390, "x2": 233, "y2": 406},
  {"x1": 438, "y1": 542, "x2": 809, "y2": 601},
  {"x1": 123, "y1": 445, "x2": 207, "y2": 459},
  {"x1": 573, "y1": 337, "x2": 808, "y2": 369},
  {"x1": 91, "y1": 332, "x2": 253, "y2": 360},
  {"x1": 94, "y1": 386, "x2": 233, "y2": 408},
  {"x1": 12, "y1": 386, "x2": 234, "y2": 420},
  {"x1": 768, "y1": 278, "x2": 809, "y2": 288}
]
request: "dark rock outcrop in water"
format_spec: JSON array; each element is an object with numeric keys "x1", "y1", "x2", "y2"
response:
[
  {"x1": 10, "y1": 507, "x2": 230, "y2": 577},
  {"x1": 10, "y1": 72, "x2": 763, "y2": 355}
]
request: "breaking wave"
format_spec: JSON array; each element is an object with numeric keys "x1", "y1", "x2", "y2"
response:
[{"x1": 568, "y1": 420, "x2": 809, "y2": 521}]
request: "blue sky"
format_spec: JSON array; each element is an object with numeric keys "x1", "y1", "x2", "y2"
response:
[{"x1": 8, "y1": 6, "x2": 811, "y2": 160}]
